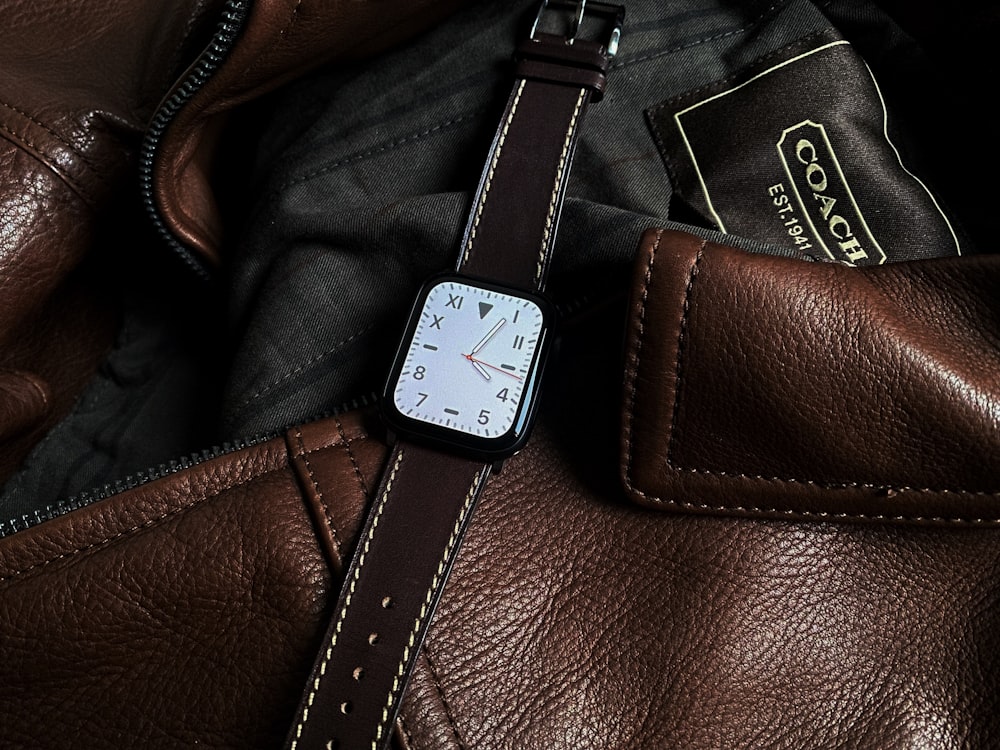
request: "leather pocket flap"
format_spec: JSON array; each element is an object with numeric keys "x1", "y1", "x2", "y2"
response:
[{"x1": 621, "y1": 228, "x2": 1000, "y2": 525}]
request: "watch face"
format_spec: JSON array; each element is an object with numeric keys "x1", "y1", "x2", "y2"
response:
[{"x1": 386, "y1": 276, "x2": 550, "y2": 454}]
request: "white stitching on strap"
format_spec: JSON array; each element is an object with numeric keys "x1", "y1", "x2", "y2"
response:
[
  {"x1": 536, "y1": 89, "x2": 586, "y2": 286},
  {"x1": 462, "y1": 80, "x2": 526, "y2": 266},
  {"x1": 373, "y1": 470, "x2": 485, "y2": 747},
  {"x1": 290, "y1": 448, "x2": 406, "y2": 748}
]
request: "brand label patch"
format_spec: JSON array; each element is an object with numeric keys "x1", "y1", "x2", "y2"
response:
[{"x1": 647, "y1": 32, "x2": 960, "y2": 263}]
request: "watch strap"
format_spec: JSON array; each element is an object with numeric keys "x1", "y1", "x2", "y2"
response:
[
  {"x1": 457, "y1": 26, "x2": 615, "y2": 292},
  {"x1": 286, "y1": 440, "x2": 490, "y2": 750},
  {"x1": 284, "y1": 5, "x2": 621, "y2": 749}
]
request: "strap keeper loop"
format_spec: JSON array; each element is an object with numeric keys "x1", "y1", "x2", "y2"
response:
[{"x1": 515, "y1": 34, "x2": 611, "y2": 100}]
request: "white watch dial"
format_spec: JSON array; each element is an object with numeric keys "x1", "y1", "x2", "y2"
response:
[{"x1": 392, "y1": 279, "x2": 545, "y2": 439}]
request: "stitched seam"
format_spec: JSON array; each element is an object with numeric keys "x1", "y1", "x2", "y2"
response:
[
  {"x1": 666, "y1": 242, "x2": 706, "y2": 464},
  {"x1": 665, "y1": 254, "x2": 1000, "y2": 497},
  {"x1": 335, "y1": 417, "x2": 371, "y2": 499},
  {"x1": 0, "y1": 99, "x2": 110, "y2": 183},
  {"x1": 621, "y1": 234, "x2": 1000, "y2": 524},
  {"x1": 0, "y1": 122, "x2": 93, "y2": 206},
  {"x1": 296, "y1": 428, "x2": 344, "y2": 556},
  {"x1": 375, "y1": 471, "x2": 484, "y2": 746},
  {"x1": 536, "y1": 89, "x2": 586, "y2": 286},
  {"x1": 398, "y1": 714, "x2": 416, "y2": 749},
  {"x1": 622, "y1": 229, "x2": 663, "y2": 505},
  {"x1": 462, "y1": 80, "x2": 526, "y2": 267},
  {"x1": 0, "y1": 465, "x2": 282, "y2": 586},
  {"x1": 237, "y1": 324, "x2": 376, "y2": 408},
  {"x1": 295, "y1": 435, "x2": 372, "y2": 458},
  {"x1": 624, "y1": 487, "x2": 1000, "y2": 525},
  {"x1": 290, "y1": 448, "x2": 405, "y2": 748},
  {"x1": 422, "y1": 643, "x2": 469, "y2": 750},
  {"x1": 0, "y1": 100, "x2": 79, "y2": 154}
]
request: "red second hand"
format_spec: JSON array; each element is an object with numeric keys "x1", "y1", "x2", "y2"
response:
[{"x1": 463, "y1": 353, "x2": 522, "y2": 380}]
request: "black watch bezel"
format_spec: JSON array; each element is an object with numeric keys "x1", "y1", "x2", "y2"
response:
[{"x1": 381, "y1": 273, "x2": 555, "y2": 462}]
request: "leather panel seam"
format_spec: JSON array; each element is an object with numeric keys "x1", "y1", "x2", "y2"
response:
[
  {"x1": 421, "y1": 642, "x2": 469, "y2": 750},
  {"x1": 0, "y1": 122, "x2": 94, "y2": 207},
  {"x1": 292, "y1": 432, "x2": 372, "y2": 460},
  {"x1": 666, "y1": 240, "x2": 706, "y2": 465},
  {"x1": 294, "y1": 427, "x2": 344, "y2": 557},
  {"x1": 335, "y1": 417, "x2": 371, "y2": 500},
  {"x1": 0, "y1": 97, "x2": 112, "y2": 192}
]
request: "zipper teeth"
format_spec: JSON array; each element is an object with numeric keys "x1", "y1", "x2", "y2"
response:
[
  {"x1": 138, "y1": 0, "x2": 252, "y2": 281},
  {"x1": 0, "y1": 1, "x2": 256, "y2": 539},
  {"x1": 0, "y1": 392, "x2": 379, "y2": 539}
]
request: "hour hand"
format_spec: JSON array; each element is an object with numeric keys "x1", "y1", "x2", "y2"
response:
[{"x1": 464, "y1": 353, "x2": 491, "y2": 380}]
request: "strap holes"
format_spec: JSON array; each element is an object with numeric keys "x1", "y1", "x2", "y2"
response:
[
  {"x1": 368, "y1": 632, "x2": 379, "y2": 645},
  {"x1": 340, "y1": 701, "x2": 352, "y2": 715},
  {"x1": 381, "y1": 596, "x2": 393, "y2": 609},
  {"x1": 352, "y1": 667, "x2": 365, "y2": 681}
]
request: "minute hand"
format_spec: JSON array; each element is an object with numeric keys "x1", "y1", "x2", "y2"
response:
[{"x1": 471, "y1": 318, "x2": 506, "y2": 355}]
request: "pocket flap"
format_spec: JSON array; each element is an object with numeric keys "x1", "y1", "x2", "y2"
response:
[{"x1": 621, "y1": 228, "x2": 1000, "y2": 525}]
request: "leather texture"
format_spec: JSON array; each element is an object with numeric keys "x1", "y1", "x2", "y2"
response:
[
  {"x1": 2, "y1": 1, "x2": 1000, "y2": 748},
  {"x1": 458, "y1": 34, "x2": 608, "y2": 291},
  {"x1": 0, "y1": 0, "x2": 229, "y2": 482},
  {"x1": 287, "y1": 441, "x2": 490, "y2": 750},
  {"x1": 4, "y1": 244, "x2": 1000, "y2": 747},
  {"x1": 0, "y1": 0, "x2": 469, "y2": 496},
  {"x1": 0, "y1": 412, "x2": 377, "y2": 748},
  {"x1": 623, "y1": 228, "x2": 1000, "y2": 523}
]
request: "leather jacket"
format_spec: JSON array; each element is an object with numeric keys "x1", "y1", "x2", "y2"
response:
[{"x1": 1, "y1": 1, "x2": 999, "y2": 748}]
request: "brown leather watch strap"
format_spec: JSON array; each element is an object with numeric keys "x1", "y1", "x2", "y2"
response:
[
  {"x1": 287, "y1": 441, "x2": 490, "y2": 750},
  {"x1": 284, "y1": 5, "x2": 621, "y2": 749},
  {"x1": 457, "y1": 18, "x2": 617, "y2": 290}
]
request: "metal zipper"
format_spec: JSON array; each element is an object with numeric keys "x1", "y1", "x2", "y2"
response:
[
  {"x1": 0, "y1": 392, "x2": 379, "y2": 539},
  {"x1": 0, "y1": 1, "x2": 259, "y2": 539},
  {"x1": 138, "y1": 0, "x2": 253, "y2": 281}
]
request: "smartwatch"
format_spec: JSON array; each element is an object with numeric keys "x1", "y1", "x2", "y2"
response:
[
  {"x1": 382, "y1": 274, "x2": 553, "y2": 463},
  {"x1": 284, "y1": 4, "x2": 624, "y2": 749}
]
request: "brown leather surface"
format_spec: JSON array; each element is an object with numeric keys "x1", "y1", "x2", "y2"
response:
[
  {"x1": 0, "y1": 0, "x2": 460, "y2": 482},
  {"x1": 403, "y1": 420, "x2": 1000, "y2": 748},
  {"x1": 0, "y1": 0, "x2": 232, "y2": 479},
  {"x1": 2, "y1": 229, "x2": 998, "y2": 748},
  {"x1": 623, "y1": 228, "x2": 1000, "y2": 523},
  {"x1": 152, "y1": 0, "x2": 469, "y2": 265},
  {"x1": 287, "y1": 441, "x2": 490, "y2": 750},
  {"x1": 0, "y1": 420, "x2": 345, "y2": 749},
  {"x1": 0, "y1": 140, "x2": 112, "y2": 479}
]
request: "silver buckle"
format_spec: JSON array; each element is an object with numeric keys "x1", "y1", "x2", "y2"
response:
[{"x1": 529, "y1": 0, "x2": 624, "y2": 58}]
